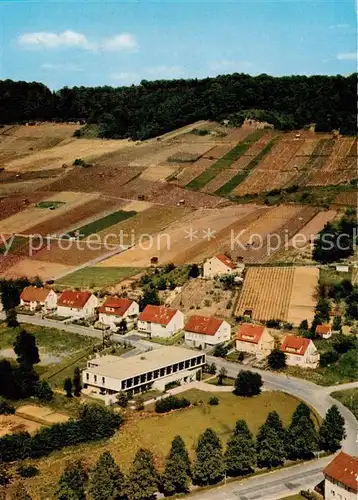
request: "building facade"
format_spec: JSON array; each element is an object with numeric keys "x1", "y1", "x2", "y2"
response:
[
  {"x1": 235, "y1": 323, "x2": 274, "y2": 359},
  {"x1": 184, "y1": 315, "x2": 231, "y2": 348},
  {"x1": 20, "y1": 286, "x2": 57, "y2": 312},
  {"x1": 203, "y1": 254, "x2": 243, "y2": 279},
  {"x1": 280, "y1": 335, "x2": 320, "y2": 368},
  {"x1": 57, "y1": 290, "x2": 98, "y2": 318},
  {"x1": 138, "y1": 305, "x2": 184, "y2": 338},
  {"x1": 82, "y1": 346, "x2": 206, "y2": 402},
  {"x1": 323, "y1": 452, "x2": 358, "y2": 500},
  {"x1": 98, "y1": 297, "x2": 139, "y2": 330},
  {"x1": 315, "y1": 324, "x2": 332, "y2": 339}
]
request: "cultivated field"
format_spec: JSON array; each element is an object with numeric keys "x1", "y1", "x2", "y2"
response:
[
  {"x1": 0, "y1": 414, "x2": 41, "y2": 437},
  {"x1": 16, "y1": 405, "x2": 69, "y2": 424},
  {"x1": 236, "y1": 266, "x2": 319, "y2": 324},
  {"x1": 55, "y1": 267, "x2": 142, "y2": 290}
]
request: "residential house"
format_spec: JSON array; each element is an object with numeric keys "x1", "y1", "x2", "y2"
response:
[
  {"x1": 184, "y1": 315, "x2": 231, "y2": 349},
  {"x1": 203, "y1": 254, "x2": 243, "y2": 279},
  {"x1": 20, "y1": 286, "x2": 57, "y2": 312},
  {"x1": 235, "y1": 323, "x2": 275, "y2": 359},
  {"x1": 315, "y1": 324, "x2": 332, "y2": 339},
  {"x1": 82, "y1": 346, "x2": 206, "y2": 403},
  {"x1": 57, "y1": 290, "x2": 98, "y2": 319},
  {"x1": 98, "y1": 297, "x2": 139, "y2": 331},
  {"x1": 138, "y1": 305, "x2": 184, "y2": 338},
  {"x1": 280, "y1": 335, "x2": 320, "y2": 368},
  {"x1": 323, "y1": 451, "x2": 358, "y2": 500}
]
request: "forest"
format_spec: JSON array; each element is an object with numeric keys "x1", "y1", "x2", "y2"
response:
[{"x1": 0, "y1": 73, "x2": 356, "y2": 140}]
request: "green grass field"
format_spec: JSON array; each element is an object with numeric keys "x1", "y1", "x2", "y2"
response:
[
  {"x1": 55, "y1": 267, "x2": 142, "y2": 289},
  {"x1": 205, "y1": 376, "x2": 235, "y2": 386},
  {"x1": 36, "y1": 201, "x2": 66, "y2": 209},
  {"x1": 24, "y1": 389, "x2": 305, "y2": 498},
  {"x1": 185, "y1": 130, "x2": 264, "y2": 191},
  {"x1": 68, "y1": 210, "x2": 137, "y2": 238},
  {"x1": 279, "y1": 495, "x2": 306, "y2": 500},
  {"x1": 331, "y1": 388, "x2": 358, "y2": 419}
]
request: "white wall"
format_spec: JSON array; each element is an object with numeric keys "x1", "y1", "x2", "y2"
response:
[
  {"x1": 138, "y1": 310, "x2": 184, "y2": 338},
  {"x1": 284, "y1": 341, "x2": 319, "y2": 368},
  {"x1": 325, "y1": 478, "x2": 356, "y2": 500},
  {"x1": 57, "y1": 294, "x2": 98, "y2": 318},
  {"x1": 185, "y1": 321, "x2": 231, "y2": 348},
  {"x1": 203, "y1": 257, "x2": 231, "y2": 278},
  {"x1": 235, "y1": 339, "x2": 258, "y2": 355},
  {"x1": 99, "y1": 302, "x2": 139, "y2": 330}
]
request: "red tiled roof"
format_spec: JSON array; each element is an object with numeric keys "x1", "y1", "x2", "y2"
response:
[
  {"x1": 315, "y1": 324, "x2": 332, "y2": 335},
  {"x1": 21, "y1": 286, "x2": 52, "y2": 303},
  {"x1": 236, "y1": 324, "x2": 264, "y2": 344},
  {"x1": 216, "y1": 254, "x2": 236, "y2": 270},
  {"x1": 280, "y1": 335, "x2": 310, "y2": 356},
  {"x1": 58, "y1": 290, "x2": 92, "y2": 309},
  {"x1": 184, "y1": 315, "x2": 224, "y2": 336},
  {"x1": 139, "y1": 305, "x2": 179, "y2": 326},
  {"x1": 323, "y1": 452, "x2": 358, "y2": 492},
  {"x1": 99, "y1": 298, "x2": 134, "y2": 317}
]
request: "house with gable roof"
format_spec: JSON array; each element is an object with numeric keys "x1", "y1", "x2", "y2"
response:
[
  {"x1": 184, "y1": 314, "x2": 231, "y2": 349},
  {"x1": 235, "y1": 323, "x2": 274, "y2": 359},
  {"x1": 57, "y1": 290, "x2": 98, "y2": 319},
  {"x1": 323, "y1": 451, "x2": 358, "y2": 500},
  {"x1": 98, "y1": 297, "x2": 139, "y2": 331},
  {"x1": 20, "y1": 286, "x2": 57, "y2": 312},
  {"x1": 315, "y1": 323, "x2": 332, "y2": 339},
  {"x1": 138, "y1": 305, "x2": 184, "y2": 338},
  {"x1": 203, "y1": 254, "x2": 243, "y2": 279},
  {"x1": 280, "y1": 335, "x2": 319, "y2": 368}
]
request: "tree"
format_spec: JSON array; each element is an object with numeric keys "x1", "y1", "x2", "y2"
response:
[
  {"x1": 6, "y1": 309, "x2": 19, "y2": 327},
  {"x1": 135, "y1": 396, "x2": 144, "y2": 411},
  {"x1": 267, "y1": 348, "x2": 286, "y2": 370},
  {"x1": 332, "y1": 315, "x2": 342, "y2": 333},
  {"x1": 161, "y1": 435, "x2": 191, "y2": 496},
  {"x1": 127, "y1": 448, "x2": 158, "y2": 500},
  {"x1": 315, "y1": 298, "x2": 330, "y2": 323},
  {"x1": 213, "y1": 343, "x2": 228, "y2": 358},
  {"x1": 256, "y1": 412, "x2": 286, "y2": 468},
  {"x1": 206, "y1": 362, "x2": 217, "y2": 375},
  {"x1": 89, "y1": 451, "x2": 126, "y2": 500},
  {"x1": 188, "y1": 263, "x2": 200, "y2": 278},
  {"x1": 34, "y1": 380, "x2": 54, "y2": 401},
  {"x1": 233, "y1": 370, "x2": 262, "y2": 397},
  {"x1": 225, "y1": 419, "x2": 256, "y2": 476},
  {"x1": 116, "y1": 391, "x2": 129, "y2": 408},
  {"x1": 64, "y1": 377, "x2": 73, "y2": 398},
  {"x1": 319, "y1": 405, "x2": 346, "y2": 452},
  {"x1": 13, "y1": 330, "x2": 40, "y2": 369},
  {"x1": 299, "y1": 319, "x2": 309, "y2": 331},
  {"x1": 139, "y1": 288, "x2": 160, "y2": 311},
  {"x1": 118, "y1": 319, "x2": 128, "y2": 335},
  {"x1": 57, "y1": 461, "x2": 88, "y2": 500},
  {"x1": 192, "y1": 428, "x2": 225, "y2": 486},
  {"x1": 73, "y1": 367, "x2": 82, "y2": 397},
  {"x1": 217, "y1": 367, "x2": 227, "y2": 385},
  {"x1": 0, "y1": 397, "x2": 15, "y2": 415},
  {"x1": 286, "y1": 403, "x2": 318, "y2": 459},
  {"x1": 10, "y1": 482, "x2": 32, "y2": 500}
]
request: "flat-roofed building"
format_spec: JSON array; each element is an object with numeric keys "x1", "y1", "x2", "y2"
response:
[{"x1": 82, "y1": 346, "x2": 206, "y2": 401}]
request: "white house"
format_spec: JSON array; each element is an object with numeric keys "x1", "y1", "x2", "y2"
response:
[
  {"x1": 323, "y1": 452, "x2": 358, "y2": 500},
  {"x1": 57, "y1": 290, "x2": 98, "y2": 319},
  {"x1": 203, "y1": 254, "x2": 243, "y2": 279},
  {"x1": 82, "y1": 346, "x2": 206, "y2": 403},
  {"x1": 315, "y1": 323, "x2": 332, "y2": 339},
  {"x1": 20, "y1": 286, "x2": 57, "y2": 312},
  {"x1": 138, "y1": 305, "x2": 184, "y2": 338},
  {"x1": 235, "y1": 323, "x2": 275, "y2": 359},
  {"x1": 280, "y1": 335, "x2": 320, "y2": 369},
  {"x1": 98, "y1": 297, "x2": 139, "y2": 331},
  {"x1": 184, "y1": 315, "x2": 231, "y2": 349}
]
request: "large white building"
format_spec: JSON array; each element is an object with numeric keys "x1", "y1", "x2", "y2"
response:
[
  {"x1": 138, "y1": 305, "x2": 184, "y2": 338},
  {"x1": 82, "y1": 346, "x2": 206, "y2": 401},
  {"x1": 184, "y1": 315, "x2": 231, "y2": 349},
  {"x1": 323, "y1": 452, "x2": 358, "y2": 500},
  {"x1": 98, "y1": 297, "x2": 139, "y2": 331},
  {"x1": 57, "y1": 290, "x2": 98, "y2": 319}
]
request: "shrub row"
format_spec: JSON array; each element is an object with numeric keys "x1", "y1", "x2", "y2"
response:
[{"x1": 155, "y1": 395, "x2": 190, "y2": 414}]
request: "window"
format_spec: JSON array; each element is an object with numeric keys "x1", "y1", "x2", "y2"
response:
[
  {"x1": 102, "y1": 377, "x2": 105, "y2": 384},
  {"x1": 94, "y1": 375, "x2": 97, "y2": 383},
  {"x1": 86, "y1": 373, "x2": 89, "y2": 381}
]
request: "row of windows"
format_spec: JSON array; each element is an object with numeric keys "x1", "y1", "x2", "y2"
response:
[{"x1": 86, "y1": 373, "x2": 105, "y2": 385}]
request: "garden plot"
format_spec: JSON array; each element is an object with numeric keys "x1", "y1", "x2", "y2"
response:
[
  {"x1": 0, "y1": 192, "x2": 98, "y2": 234},
  {"x1": 147, "y1": 184, "x2": 225, "y2": 208},
  {"x1": 0, "y1": 414, "x2": 41, "y2": 437},
  {"x1": 0, "y1": 193, "x2": 47, "y2": 222},
  {"x1": 287, "y1": 266, "x2": 319, "y2": 325},
  {"x1": 129, "y1": 143, "x2": 213, "y2": 168},
  {"x1": 1, "y1": 257, "x2": 74, "y2": 280},
  {"x1": 139, "y1": 165, "x2": 177, "y2": 182},
  {"x1": 16, "y1": 405, "x2": 69, "y2": 424},
  {"x1": 333, "y1": 191, "x2": 357, "y2": 206},
  {"x1": 175, "y1": 158, "x2": 215, "y2": 186}
]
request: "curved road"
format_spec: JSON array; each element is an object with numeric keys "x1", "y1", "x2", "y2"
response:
[{"x1": 6, "y1": 314, "x2": 358, "y2": 499}]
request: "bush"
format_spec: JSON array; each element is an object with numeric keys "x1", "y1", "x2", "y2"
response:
[
  {"x1": 209, "y1": 397, "x2": 219, "y2": 406},
  {"x1": 320, "y1": 350, "x2": 339, "y2": 367},
  {"x1": 233, "y1": 370, "x2": 263, "y2": 397},
  {"x1": 266, "y1": 319, "x2": 280, "y2": 328},
  {"x1": 0, "y1": 397, "x2": 15, "y2": 415},
  {"x1": 17, "y1": 464, "x2": 39, "y2": 478},
  {"x1": 155, "y1": 396, "x2": 190, "y2": 414},
  {"x1": 34, "y1": 380, "x2": 54, "y2": 401}
]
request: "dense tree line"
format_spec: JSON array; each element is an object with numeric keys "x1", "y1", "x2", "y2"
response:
[
  {"x1": 0, "y1": 404, "x2": 122, "y2": 463},
  {"x1": 49, "y1": 403, "x2": 345, "y2": 499},
  {"x1": 0, "y1": 73, "x2": 356, "y2": 140}
]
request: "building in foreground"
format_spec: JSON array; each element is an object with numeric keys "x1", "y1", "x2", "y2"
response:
[
  {"x1": 323, "y1": 451, "x2": 358, "y2": 500},
  {"x1": 280, "y1": 335, "x2": 320, "y2": 368},
  {"x1": 20, "y1": 286, "x2": 57, "y2": 312},
  {"x1": 98, "y1": 297, "x2": 139, "y2": 331},
  {"x1": 138, "y1": 305, "x2": 184, "y2": 338},
  {"x1": 82, "y1": 346, "x2": 206, "y2": 403},
  {"x1": 235, "y1": 323, "x2": 274, "y2": 359},
  {"x1": 184, "y1": 315, "x2": 231, "y2": 349}
]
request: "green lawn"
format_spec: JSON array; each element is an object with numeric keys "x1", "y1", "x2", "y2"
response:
[
  {"x1": 68, "y1": 210, "x2": 137, "y2": 238},
  {"x1": 279, "y1": 495, "x2": 306, "y2": 500},
  {"x1": 147, "y1": 331, "x2": 184, "y2": 346},
  {"x1": 205, "y1": 376, "x2": 235, "y2": 386},
  {"x1": 331, "y1": 388, "x2": 358, "y2": 419},
  {"x1": 35, "y1": 201, "x2": 66, "y2": 209},
  {"x1": 185, "y1": 130, "x2": 264, "y2": 191},
  {"x1": 55, "y1": 267, "x2": 142, "y2": 289},
  {"x1": 215, "y1": 138, "x2": 276, "y2": 196}
]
